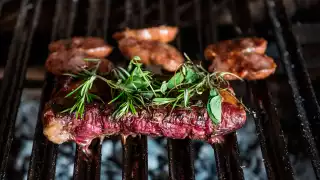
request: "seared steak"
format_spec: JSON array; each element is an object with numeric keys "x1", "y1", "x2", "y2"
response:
[
  {"x1": 42, "y1": 83, "x2": 246, "y2": 153},
  {"x1": 204, "y1": 37, "x2": 276, "y2": 80},
  {"x1": 113, "y1": 26, "x2": 178, "y2": 43},
  {"x1": 45, "y1": 37, "x2": 114, "y2": 75},
  {"x1": 117, "y1": 37, "x2": 183, "y2": 72}
]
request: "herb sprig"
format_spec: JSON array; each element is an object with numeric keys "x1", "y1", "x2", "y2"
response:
[{"x1": 62, "y1": 55, "x2": 245, "y2": 125}]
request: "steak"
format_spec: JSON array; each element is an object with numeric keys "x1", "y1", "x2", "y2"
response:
[
  {"x1": 42, "y1": 84, "x2": 246, "y2": 154},
  {"x1": 204, "y1": 37, "x2": 277, "y2": 80},
  {"x1": 45, "y1": 37, "x2": 114, "y2": 76},
  {"x1": 117, "y1": 37, "x2": 184, "y2": 72},
  {"x1": 112, "y1": 26, "x2": 178, "y2": 43}
]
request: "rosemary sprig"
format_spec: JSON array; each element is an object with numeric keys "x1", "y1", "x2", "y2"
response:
[
  {"x1": 62, "y1": 55, "x2": 246, "y2": 125},
  {"x1": 61, "y1": 59, "x2": 104, "y2": 119}
]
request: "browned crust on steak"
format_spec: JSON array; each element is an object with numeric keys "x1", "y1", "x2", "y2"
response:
[{"x1": 112, "y1": 26, "x2": 178, "y2": 43}]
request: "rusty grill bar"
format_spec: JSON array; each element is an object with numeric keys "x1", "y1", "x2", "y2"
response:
[{"x1": 0, "y1": 0, "x2": 319, "y2": 179}]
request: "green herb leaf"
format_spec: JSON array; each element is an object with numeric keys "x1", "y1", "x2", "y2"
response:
[
  {"x1": 160, "y1": 81, "x2": 167, "y2": 94},
  {"x1": 184, "y1": 68, "x2": 198, "y2": 84},
  {"x1": 167, "y1": 72, "x2": 184, "y2": 89},
  {"x1": 183, "y1": 89, "x2": 189, "y2": 107},
  {"x1": 207, "y1": 89, "x2": 222, "y2": 125},
  {"x1": 152, "y1": 98, "x2": 176, "y2": 105}
]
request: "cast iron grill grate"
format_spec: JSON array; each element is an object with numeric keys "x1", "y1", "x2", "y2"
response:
[{"x1": 0, "y1": 0, "x2": 320, "y2": 179}]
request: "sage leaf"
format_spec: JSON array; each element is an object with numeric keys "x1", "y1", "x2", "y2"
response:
[
  {"x1": 160, "y1": 81, "x2": 167, "y2": 94},
  {"x1": 207, "y1": 94, "x2": 222, "y2": 125},
  {"x1": 210, "y1": 88, "x2": 218, "y2": 97},
  {"x1": 167, "y1": 72, "x2": 184, "y2": 89},
  {"x1": 185, "y1": 68, "x2": 198, "y2": 83}
]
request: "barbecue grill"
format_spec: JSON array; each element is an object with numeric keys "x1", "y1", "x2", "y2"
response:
[{"x1": 0, "y1": 0, "x2": 320, "y2": 179}]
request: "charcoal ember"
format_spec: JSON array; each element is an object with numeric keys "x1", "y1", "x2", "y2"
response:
[{"x1": 204, "y1": 37, "x2": 277, "y2": 80}]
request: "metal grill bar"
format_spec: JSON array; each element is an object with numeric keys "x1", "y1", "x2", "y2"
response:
[
  {"x1": 165, "y1": 1, "x2": 195, "y2": 179},
  {"x1": 265, "y1": 0, "x2": 320, "y2": 178},
  {"x1": 227, "y1": 0, "x2": 296, "y2": 179},
  {"x1": 73, "y1": 141, "x2": 101, "y2": 180},
  {"x1": 0, "y1": 0, "x2": 43, "y2": 178},
  {"x1": 27, "y1": 74, "x2": 58, "y2": 180},
  {"x1": 167, "y1": 139, "x2": 195, "y2": 180},
  {"x1": 122, "y1": 136, "x2": 148, "y2": 180},
  {"x1": 28, "y1": 0, "x2": 79, "y2": 179},
  {"x1": 120, "y1": 2, "x2": 148, "y2": 179},
  {"x1": 73, "y1": 0, "x2": 104, "y2": 179},
  {"x1": 213, "y1": 134, "x2": 244, "y2": 180},
  {"x1": 271, "y1": 0, "x2": 320, "y2": 149},
  {"x1": 248, "y1": 82, "x2": 295, "y2": 180},
  {"x1": 103, "y1": 0, "x2": 111, "y2": 41},
  {"x1": 203, "y1": 0, "x2": 244, "y2": 179}
]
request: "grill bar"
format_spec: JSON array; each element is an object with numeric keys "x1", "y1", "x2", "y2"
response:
[
  {"x1": 204, "y1": 0, "x2": 244, "y2": 179},
  {"x1": 265, "y1": 0, "x2": 320, "y2": 178},
  {"x1": 27, "y1": 75, "x2": 59, "y2": 180},
  {"x1": 28, "y1": 0, "x2": 79, "y2": 179},
  {"x1": 227, "y1": 0, "x2": 296, "y2": 179},
  {"x1": 118, "y1": 2, "x2": 149, "y2": 179},
  {"x1": 168, "y1": 139, "x2": 195, "y2": 180},
  {"x1": 165, "y1": 1, "x2": 195, "y2": 179},
  {"x1": 271, "y1": 0, "x2": 320, "y2": 148},
  {"x1": 73, "y1": 141, "x2": 101, "y2": 180},
  {"x1": 122, "y1": 135, "x2": 148, "y2": 180},
  {"x1": 73, "y1": 0, "x2": 104, "y2": 179},
  {"x1": 213, "y1": 134, "x2": 244, "y2": 180},
  {"x1": 248, "y1": 82, "x2": 295, "y2": 180},
  {"x1": 0, "y1": 0, "x2": 43, "y2": 178}
]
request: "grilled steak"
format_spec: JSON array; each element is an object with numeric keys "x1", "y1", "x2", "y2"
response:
[
  {"x1": 117, "y1": 37, "x2": 183, "y2": 72},
  {"x1": 42, "y1": 82, "x2": 246, "y2": 153},
  {"x1": 45, "y1": 37, "x2": 114, "y2": 75},
  {"x1": 112, "y1": 26, "x2": 178, "y2": 43},
  {"x1": 204, "y1": 37, "x2": 277, "y2": 80},
  {"x1": 49, "y1": 37, "x2": 113, "y2": 58}
]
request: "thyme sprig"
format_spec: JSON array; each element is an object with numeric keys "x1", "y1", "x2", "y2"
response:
[{"x1": 62, "y1": 55, "x2": 246, "y2": 125}]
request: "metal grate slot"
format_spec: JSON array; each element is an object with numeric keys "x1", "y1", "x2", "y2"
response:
[
  {"x1": 0, "y1": 0, "x2": 43, "y2": 178},
  {"x1": 248, "y1": 81, "x2": 295, "y2": 179},
  {"x1": 264, "y1": 0, "x2": 320, "y2": 178},
  {"x1": 27, "y1": 74, "x2": 58, "y2": 180},
  {"x1": 269, "y1": 0, "x2": 320, "y2": 150},
  {"x1": 213, "y1": 134, "x2": 244, "y2": 180},
  {"x1": 28, "y1": 0, "x2": 79, "y2": 179},
  {"x1": 227, "y1": 0, "x2": 297, "y2": 179},
  {"x1": 122, "y1": 136, "x2": 148, "y2": 180},
  {"x1": 73, "y1": 142, "x2": 101, "y2": 180},
  {"x1": 72, "y1": 1, "x2": 105, "y2": 179},
  {"x1": 202, "y1": 1, "x2": 245, "y2": 179},
  {"x1": 168, "y1": 139, "x2": 195, "y2": 180}
]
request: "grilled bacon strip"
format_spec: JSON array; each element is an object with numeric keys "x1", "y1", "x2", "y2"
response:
[{"x1": 204, "y1": 37, "x2": 277, "y2": 80}]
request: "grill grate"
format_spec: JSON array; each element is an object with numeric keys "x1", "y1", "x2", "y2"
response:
[{"x1": 0, "y1": 0, "x2": 319, "y2": 179}]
